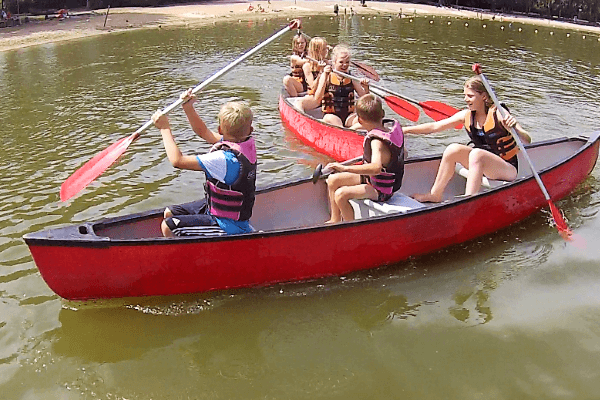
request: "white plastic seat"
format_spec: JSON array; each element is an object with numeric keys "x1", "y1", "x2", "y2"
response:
[{"x1": 349, "y1": 193, "x2": 425, "y2": 219}]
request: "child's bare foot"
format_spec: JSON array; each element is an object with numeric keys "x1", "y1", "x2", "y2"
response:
[
  {"x1": 412, "y1": 192, "x2": 443, "y2": 203},
  {"x1": 325, "y1": 219, "x2": 339, "y2": 224}
]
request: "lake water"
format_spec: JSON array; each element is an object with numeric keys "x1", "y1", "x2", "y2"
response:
[{"x1": 1, "y1": 13, "x2": 600, "y2": 400}]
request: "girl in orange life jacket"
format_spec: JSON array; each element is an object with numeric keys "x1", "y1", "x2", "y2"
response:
[
  {"x1": 404, "y1": 76, "x2": 531, "y2": 203},
  {"x1": 283, "y1": 34, "x2": 308, "y2": 97},
  {"x1": 325, "y1": 94, "x2": 405, "y2": 223},
  {"x1": 318, "y1": 45, "x2": 370, "y2": 128},
  {"x1": 153, "y1": 90, "x2": 256, "y2": 237}
]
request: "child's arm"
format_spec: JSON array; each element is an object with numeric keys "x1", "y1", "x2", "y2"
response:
[
  {"x1": 496, "y1": 108, "x2": 532, "y2": 144},
  {"x1": 152, "y1": 112, "x2": 204, "y2": 171},
  {"x1": 180, "y1": 89, "x2": 222, "y2": 144},
  {"x1": 326, "y1": 140, "x2": 390, "y2": 176},
  {"x1": 353, "y1": 77, "x2": 369, "y2": 97},
  {"x1": 403, "y1": 109, "x2": 467, "y2": 135},
  {"x1": 290, "y1": 54, "x2": 306, "y2": 67}
]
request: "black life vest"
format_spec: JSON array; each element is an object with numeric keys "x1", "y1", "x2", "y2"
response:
[
  {"x1": 363, "y1": 120, "x2": 405, "y2": 196},
  {"x1": 322, "y1": 73, "x2": 355, "y2": 117},
  {"x1": 204, "y1": 137, "x2": 257, "y2": 221},
  {"x1": 464, "y1": 107, "x2": 518, "y2": 168}
]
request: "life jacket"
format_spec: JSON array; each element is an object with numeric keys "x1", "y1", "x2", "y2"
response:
[
  {"x1": 290, "y1": 50, "x2": 306, "y2": 79},
  {"x1": 322, "y1": 73, "x2": 355, "y2": 116},
  {"x1": 363, "y1": 120, "x2": 405, "y2": 197},
  {"x1": 464, "y1": 106, "x2": 518, "y2": 167},
  {"x1": 204, "y1": 137, "x2": 257, "y2": 221}
]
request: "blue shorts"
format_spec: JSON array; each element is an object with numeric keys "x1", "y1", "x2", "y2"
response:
[{"x1": 164, "y1": 200, "x2": 226, "y2": 237}]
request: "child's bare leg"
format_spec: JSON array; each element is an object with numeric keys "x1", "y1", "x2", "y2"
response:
[
  {"x1": 334, "y1": 184, "x2": 378, "y2": 221},
  {"x1": 413, "y1": 144, "x2": 471, "y2": 202},
  {"x1": 323, "y1": 113, "x2": 344, "y2": 127},
  {"x1": 161, "y1": 220, "x2": 174, "y2": 237},
  {"x1": 326, "y1": 172, "x2": 361, "y2": 223},
  {"x1": 465, "y1": 149, "x2": 517, "y2": 195},
  {"x1": 298, "y1": 94, "x2": 321, "y2": 111},
  {"x1": 345, "y1": 113, "x2": 359, "y2": 128},
  {"x1": 283, "y1": 76, "x2": 303, "y2": 97}
]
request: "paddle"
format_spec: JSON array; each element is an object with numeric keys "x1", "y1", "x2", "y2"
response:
[
  {"x1": 60, "y1": 20, "x2": 300, "y2": 202},
  {"x1": 332, "y1": 68, "x2": 462, "y2": 127},
  {"x1": 299, "y1": 32, "x2": 380, "y2": 81},
  {"x1": 312, "y1": 156, "x2": 363, "y2": 184},
  {"x1": 472, "y1": 63, "x2": 572, "y2": 239}
]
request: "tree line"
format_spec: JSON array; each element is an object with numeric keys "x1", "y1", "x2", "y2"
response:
[{"x1": 2, "y1": 0, "x2": 599, "y2": 24}]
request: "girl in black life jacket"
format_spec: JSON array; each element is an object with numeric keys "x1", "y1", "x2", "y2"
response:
[
  {"x1": 404, "y1": 76, "x2": 531, "y2": 203},
  {"x1": 317, "y1": 45, "x2": 370, "y2": 128}
]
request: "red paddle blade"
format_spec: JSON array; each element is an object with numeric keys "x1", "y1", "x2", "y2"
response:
[
  {"x1": 60, "y1": 134, "x2": 136, "y2": 201},
  {"x1": 384, "y1": 96, "x2": 420, "y2": 122},
  {"x1": 548, "y1": 201, "x2": 572, "y2": 240},
  {"x1": 351, "y1": 61, "x2": 380, "y2": 81},
  {"x1": 419, "y1": 101, "x2": 463, "y2": 129}
]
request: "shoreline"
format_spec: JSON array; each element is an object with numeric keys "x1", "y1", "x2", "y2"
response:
[{"x1": 2, "y1": 1, "x2": 600, "y2": 52}]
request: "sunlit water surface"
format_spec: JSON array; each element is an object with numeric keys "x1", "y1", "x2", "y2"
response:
[{"x1": 1, "y1": 14, "x2": 600, "y2": 400}]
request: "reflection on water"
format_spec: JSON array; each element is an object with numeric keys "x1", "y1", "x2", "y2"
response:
[{"x1": 1, "y1": 12, "x2": 600, "y2": 399}]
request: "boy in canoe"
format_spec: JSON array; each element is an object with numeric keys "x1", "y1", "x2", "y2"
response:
[
  {"x1": 325, "y1": 94, "x2": 405, "y2": 223},
  {"x1": 152, "y1": 90, "x2": 256, "y2": 237}
]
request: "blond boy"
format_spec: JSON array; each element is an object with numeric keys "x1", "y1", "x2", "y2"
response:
[{"x1": 153, "y1": 90, "x2": 257, "y2": 237}]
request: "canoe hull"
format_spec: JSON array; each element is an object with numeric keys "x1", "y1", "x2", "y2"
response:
[
  {"x1": 24, "y1": 134, "x2": 600, "y2": 300},
  {"x1": 279, "y1": 93, "x2": 364, "y2": 161}
]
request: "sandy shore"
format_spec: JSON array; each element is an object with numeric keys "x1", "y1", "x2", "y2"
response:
[{"x1": 2, "y1": 0, "x2": 599, "y2": 52}]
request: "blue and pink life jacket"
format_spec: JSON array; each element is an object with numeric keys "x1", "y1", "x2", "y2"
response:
[{"x1": 205, "y1": 137, "x2": 257, "y2": 221}]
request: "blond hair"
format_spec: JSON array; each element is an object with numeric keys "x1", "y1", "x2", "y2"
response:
[
  {"x1": 331, "y1": 44, "x2": 351, "y2": 63},
  {"x1": 218, "y1": 102, "x2": 253, "y2": 140},
  {"x1": 307, "y1": 37, "x2": 328, "y2": 62},
  {"x1": 464, "y1": 76, "x2": 493, "y2": 108},
  {"x1": 356, "y1": 94, "x2": 384, "y2": 123},
  {"x1": 292, "y1": 34, "x2": 307, "y2": 55}
]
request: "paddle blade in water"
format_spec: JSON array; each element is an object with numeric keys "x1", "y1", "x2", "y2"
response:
[
  {"x1": 548, "y1": 201, "x2": 572, "y2": 241},
  {"x1": 384, "y1": 96, "x2": 420, "y2": 122},
  {"x1": 60, "y1": 134, "x2": 136, "y2": 201},
  {"x1": 351, "y1": 61, "x2": 380, "y2": 81},
  {"x1": 420, "y1": 101, "x2": 463, "y2": 129}
]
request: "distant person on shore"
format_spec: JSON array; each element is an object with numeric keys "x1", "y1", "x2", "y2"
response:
[
  {"x1": 325, "y1": 94, "x2": 405, "y2": 223},
  {"x1": 404, "y1": 76, "x2": 530, "y2": 202},
  {"x1": 152, "y1": 90, "x2": 257, "y2": 237}
]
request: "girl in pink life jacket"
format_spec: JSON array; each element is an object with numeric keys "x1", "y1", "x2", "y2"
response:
[
  {"x1": 325, "y1": 94, "x2": 405, "y2": 223},
  {"x1": 404, "y1": 76, "x2": 531, "y2": 203},
  {"x1": 152, "y1": 90, "x2": 256, "y2": 237}
]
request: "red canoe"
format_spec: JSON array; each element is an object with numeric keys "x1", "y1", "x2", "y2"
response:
[
  {"x1": 23, "y1": 133, "x2": 600, "y2": 300},
  {"x1": 279, "y1": 91, "x2": 364, "y2": 161}
]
